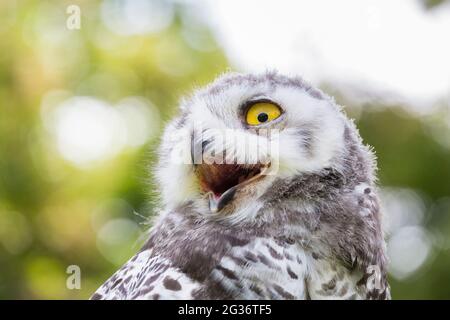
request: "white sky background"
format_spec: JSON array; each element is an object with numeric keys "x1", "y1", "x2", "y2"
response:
[{"x1": 200, "y1": 0, "x2": 450, "y2": 111}]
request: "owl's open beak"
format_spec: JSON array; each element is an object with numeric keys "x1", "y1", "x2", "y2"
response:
[{"x1": 195, "y1": 163, "x2": 269, "y2": 213}]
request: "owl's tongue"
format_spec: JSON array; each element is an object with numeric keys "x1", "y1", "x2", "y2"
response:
[{"x1": 195, "y1": 163, "x2": 263, "y2": 212}]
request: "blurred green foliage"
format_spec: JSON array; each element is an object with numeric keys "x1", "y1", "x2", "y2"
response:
[
  {"x1": 0, "y1": 0, "x2": 449, "y2": 299},
  {"x1": 0, "y1": 0, "x2": 228, "y2": 299},
  {"x1": 423, "y1": 0, "x2": 450, "y2": 9}
]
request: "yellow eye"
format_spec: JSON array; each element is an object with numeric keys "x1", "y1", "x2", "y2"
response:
[{"x1": 246, "y1": 102, "x2": 282, "y2": 126}]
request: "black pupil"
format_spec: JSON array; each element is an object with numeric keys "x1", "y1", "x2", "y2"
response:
[{"x1": 257, "y1": 112, "x2": 269, "y2": 123}]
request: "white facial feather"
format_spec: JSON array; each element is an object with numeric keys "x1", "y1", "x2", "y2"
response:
[{"x1": 156, "y1": 72, "x2": 347, "y2": 218}]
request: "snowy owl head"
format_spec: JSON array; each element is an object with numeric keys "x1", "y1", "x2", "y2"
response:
[{"x1": 155, "y1": 71, "x2": 375, "y2": 221}]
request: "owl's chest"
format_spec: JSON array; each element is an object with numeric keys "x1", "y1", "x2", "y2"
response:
[{"x1": 210, "y1": 237, "x2": 313, "y2": 299}]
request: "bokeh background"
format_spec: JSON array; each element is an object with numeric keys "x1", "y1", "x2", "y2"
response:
[{"x1": 0, "y1": 0, "x2": 449, "y2": 299}]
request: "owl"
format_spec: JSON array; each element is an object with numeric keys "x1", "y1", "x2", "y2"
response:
[{"x1": 91, "y1": 71, "x2": 390, "y2": 300}]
